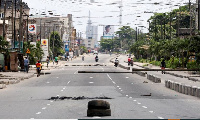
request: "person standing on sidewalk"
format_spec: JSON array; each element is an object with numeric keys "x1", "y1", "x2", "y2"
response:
[
  {"x1": 82, "y1": 55, "x2": 85, "y2": 61},
  {"x1": 161, "y1": 59, "x2": 166, "y2": 74},
  {"x1": 24, "y1": 57, "x2": 29, "y2": 73},
  {"x1": 55, "y1": 56, "x2": 58, "y2": 65}
]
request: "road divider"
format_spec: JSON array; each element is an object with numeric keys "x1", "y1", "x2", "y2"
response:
[
  {"x1": 165, "y1": 80, "x2": 200, "y2": 98},
  {"x1": 147, "y1": 74, "x2": 161, "y2": 83}
]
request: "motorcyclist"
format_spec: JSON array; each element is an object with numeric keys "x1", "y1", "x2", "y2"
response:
[
  {"x1": 128, "y1": 57, "x2": 131, "y2": 66},
  {"x1": 114, "y1": 58, "x2": 119, "y2": 67}
]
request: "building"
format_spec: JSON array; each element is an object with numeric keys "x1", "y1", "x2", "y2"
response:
[
  {"x1": 85, "y1": 11, "x2": 98, "y2": 50},
  {"x1": 0, "y1": 0, "x2": 30, "y2": 46}
]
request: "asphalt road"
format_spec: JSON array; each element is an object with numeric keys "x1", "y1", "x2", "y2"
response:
[{"x1": 0, "y1": 53, "x2": 200, "y2": 119}]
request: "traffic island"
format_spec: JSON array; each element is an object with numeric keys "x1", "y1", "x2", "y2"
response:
[
  {"x1": 0, "y1": 84, "x2": 6, "y2": 89},
  {"x1": 87, "y1": 100, "x2": 111, "y2": 117}
]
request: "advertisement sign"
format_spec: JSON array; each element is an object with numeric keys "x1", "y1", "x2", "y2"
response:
[
  {"x1": 28, "y1": 24, "x2": 37, "y2": 34},
  {"x1": 65, "y1": 45, "x2": 69, "y2": 52},
  {"x1": 103, "y1": 25, "x2": 114, "y2": 37},
  {"x1": 14, "y1": 41, "x2": 23, "y2": 53},
  {"x1": 41, "y1": 39, "x2": 49, "y2": 62}
]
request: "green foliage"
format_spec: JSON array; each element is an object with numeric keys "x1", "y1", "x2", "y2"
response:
[
  {"x1": 187, "y1": 61, "x2": 199, "y2": 69},
  {"x1": 0, "y1": 36, "x2": 9, "y2": 54},
  {"x1": 50, "y1": 32, "x2": 64, "y2": 57}
]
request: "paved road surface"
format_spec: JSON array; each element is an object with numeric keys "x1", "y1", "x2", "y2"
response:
[{"x1": 0, "y1": 53, "x2": 200, "y2": 119}]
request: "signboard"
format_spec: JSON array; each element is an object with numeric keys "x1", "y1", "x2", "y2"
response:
[
  {"x1": 28, "y1": 24, "x2": 37, "y2": 34},
  {"x1": 65, "y1": 45, "x2": 69, "y2": 52},
  {"x1": 41, "y1": 39, "x2": 49, "y2": 62},
  {"x1": 26, "y1": 49, "x2": 30, "y2": 54},
  {"x1": 103, "y1": 25, "x2": 114, "y2": 37}
]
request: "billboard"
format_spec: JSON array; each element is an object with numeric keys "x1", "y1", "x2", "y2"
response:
[
  {"x1": 103, "y1": 25, "x2": 114, "y2": 37},
  {"x1": 41, "y1": 39, "x2": 49, "y2": 62},
  {"x1": 28, "y1": 24, "x2": 36, "y2": 34}
]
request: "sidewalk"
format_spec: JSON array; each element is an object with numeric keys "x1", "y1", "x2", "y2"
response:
[{"x1": 115, "y1": 54, "x2": 200, "y2": 98}]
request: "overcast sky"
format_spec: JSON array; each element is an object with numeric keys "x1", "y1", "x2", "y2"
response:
[{"x1": 22, "y1": 0, "x2": 196, "y2": 39}]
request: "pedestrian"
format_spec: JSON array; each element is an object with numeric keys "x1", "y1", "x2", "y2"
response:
[
  {"x1": 128, "y1": 57, "x2": 131, "y2": 66},
  {"x1": 24, "y1": 57, "x2": 29, "y2": 73},
  {"x1": 161, "y1": 59, "x2": 166, "y2": 74},
  {"x1": 46, "y1": 56, "x2": 50, "y2": 68},
  {"x1": 82, "y1": 55, "x2": 85, "y2": 61},
  {"x1": 36, "y1": 60, "x2": 42, "y2": 77},
  {"x1": 55, "y1": 56, "x2": 58, "y2": 65}
]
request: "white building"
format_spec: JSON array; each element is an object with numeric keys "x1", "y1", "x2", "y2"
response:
[{"x1": 85, "y1": 11, "x2": 98, "y2": 49}]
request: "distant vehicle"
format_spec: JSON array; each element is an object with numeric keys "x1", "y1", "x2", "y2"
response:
[{"x1": 93, "y1": 51, "x2": 98, "y2": 55}]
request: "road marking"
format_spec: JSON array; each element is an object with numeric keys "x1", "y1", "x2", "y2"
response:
[
  {"x1": 56, "y1": 77, "x2": 59, "y2": 78},
  {"x1": 121, "y1": 90, "x2": 123, "y2": 91},
  {"x1": 119, "y1": 88, "x2": 121, "y2": 90},
  {"x1": 126, "y1": 77, "x2": 129, "y2": 78},
  {"x1": 113, "y1": 82, "x2": 116, "y2": 84},
  {"x1": 89, "y1": 82, "x2": 94, "y2": 84},
  {"x1": 36, "y1": 112, "x2": 41, "y2": 115},
  {"x1": 42, "y1": 107, "x2": 46, "y2": 110},
  {"x1": 63, "y1": 88, "x2": 66, "y2": 90},
  {"x1": 46, "y1": 82, "x2": 50, "y2": 84},
  {"x1": 30, "y1": 118, "x2": 34, "y2": 119},
  {"x1": 133, "y1": 100, "x2": 137, "y2": 102},
  {"x1": 107, "y1": 74, "x2": 112, "y2": 80},
  {"x1": 61, "y1": 90, "x2": 64, "y2": 92},
  {"x1": 158, "y1": 116, "x2": 164, "y2": 119},
  {"x1": 117, "y1": 86, "x2": 119, "y2": 88},
  {"x1": 131, "y1": 83, "x2": 134, "y2": 84},
  {"x1": 93, "y1": 117, "x2": 101, "y2": 119},
  {"x1": 90, "y1": 77, "x2": 93, "y2": 79},
  {"x1": 47, "y1": 104, "x2": 51, "y2": 106},
  {"x1": 129, "y1": 97, "x2": 132, "y2": 99},
  {"x1": 142, "y1": 106, "x2": 147, "y2": 108},
  {"x1": 67, "y1": 81, "x2": 71, "y2": 84},
  {"x1": 137, "y1": 102, "x2": 141, "y2": 105},
  {"x1": 126, "y1": 95, "x2": 129, "y2": 97},
  {"x1": 149, "y1": 111, "x2": 154, "y2": 113},
  {"x1": 50, "y1": 101, "x2": 53, "y2": 103}
]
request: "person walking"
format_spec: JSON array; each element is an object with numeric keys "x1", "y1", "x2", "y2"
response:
[
  {"x1": 46, "y1": 56, "x2": 50, "y2": 68},
  {"x1": 24, "y1": 57, "x2": 29, "y2": 73},
  {"x1": 55, "y1": 56, "x2": 58, "y2": 65},
  {"x1": 161, "y1": 59, "x2": 166, "y2": 74},
  {"x1": 36, "y1": 60, "x2": 42, "y2": 77}
]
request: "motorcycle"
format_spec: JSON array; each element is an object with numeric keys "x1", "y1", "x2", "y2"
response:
[
  {"x1": 95, "y1": 58, "x2": 98, "y2": 62},
  {"x1": 114, "y1": 61, "x2": 119, "y2": 67}
]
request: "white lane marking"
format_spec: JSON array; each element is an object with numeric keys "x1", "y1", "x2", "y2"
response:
[
  {"x1": 126, "y1": 95, "x2": 129, "y2": 97},
  {"x1": 131, "y1": 83, "x2": 134, "y2": 84},
  {"x1": 119, "y1": 88, "x2": 121, "y2": 90},
  {"x1": 74, "y1": 66, "x2": 82, "y2": 74},
  {"x1": 30, "y1": 118, "x2": 34, "y2": 119},
  {"x1": 149, "y1": 111, "x2": 154, "y2": 113},
  {"x1": 133, "y1": 100, "x2": 137, "y2": 102},
  {"x1": 117, "y1": 86, "x2": 119, "y2": 88},
  {"x1": 46, "y1": 82, "x2": 50, "y2": 84},
  {"x1": 50, "y1": 101, "x2": 53, "y2": 103},
  {"x1": 36, "y1": 112, "x2": 41, "y2": 115},
  {"x1": 137, "y1": 102, "x2": 141, "y2": 105},
  {"x1": 158, "y1": 116, "x2": 164, "y2": 119},
  {"x1": 56, "y1": 77, "x2": 59, "y2": 78},
  {"x1": 63, "y1": 88, "x2": 66, "y2": 90},
  {"x1": 129, "y1": 97, "x2": 132, "y2": 99},
  {"x1": 113, "y1": 82, "x2": 116, "y2": 84},
  {"x1": 61, "y1": 90, "x2": 64, "y2": 92},
  {"x1": 47, "y1": 104, "x2": 50, "y2": 106},
  {"x1": 67, "y1": 81, "x2": 71, "y2": 84},
  {"x1": 42, "y1": 107, "x2": 46, "y2": 110},
  {"x1": 142, "y1": 106, "x2": 147, "y2": 109},
  {"x1": 126, "y1": 77, "x2": 129, "y2": 78},
  {"x1": 90, "y1": 77, "x2": 93, "y2": 79},
  {"x1": 121, "y1": 90, "x2": 123, "y2": 91},
  {"x1": 89, "y1": 82, "x2": 94, "y2": 84},
  {"x1": 107, "y1": 74, "x2": 112, "y2": 80}
]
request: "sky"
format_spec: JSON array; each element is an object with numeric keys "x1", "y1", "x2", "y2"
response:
[{"x1": 22, "y1": 0, "x2": 196, "y2": 39}]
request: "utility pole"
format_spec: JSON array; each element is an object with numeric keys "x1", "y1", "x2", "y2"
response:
[
  {"x1": 40, "y1": 18, "x2": 41, "y2": 42},
  {"x1": 3, "y1": 0, "x2": 7, "y2": 40},
  {"x1": 198, "y1": 0, "x2": 200, "y2": 31},
  {"x1": 19, "y1": 0, "x2": 23, "y2": 53},
  {"x1": 12, "y1": 0, "x2": 14, "y2": 48},
  {"x1": 154, "y1": 18, "x2": 157, "y2": 40},
  {"x1": 14, "y1": 0, "x2": 16, "y2": 49},
  {"x1": 189, "y1": 0, "x2": 192, "y2": 36},
  {"x1": 160, "y1": 20, "x2": 163, "y2": 39},
  {"x1": 136, "y1": 27, "x2": 137, "y2": 41}
]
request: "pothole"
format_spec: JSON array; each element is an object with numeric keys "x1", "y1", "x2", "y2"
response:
[{"x1": 48, "y1": 96, "x2": 113, "y2": 101}]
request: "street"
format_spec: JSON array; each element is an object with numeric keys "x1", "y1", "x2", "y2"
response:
[{"x1": 0, "y1": 54, "x2": 200, "y2": 119}]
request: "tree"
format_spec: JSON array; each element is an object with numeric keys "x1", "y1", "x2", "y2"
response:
[
  {"x1": 0, "y1": 36, "x2": 9, "y2": 54},
  {"x1": 50, "y1": 32, "x2": 64, "y2": 57}
]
